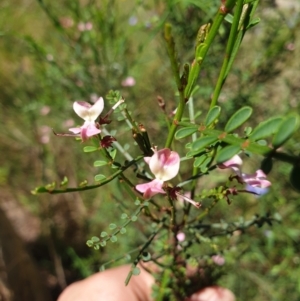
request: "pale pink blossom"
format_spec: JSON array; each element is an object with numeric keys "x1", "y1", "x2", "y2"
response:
[
  {"x1": 136, "y1": 148, "x2": 180, "y2": 198},
  {"x1": 59, "y1": 17, "x2": 74, "y2": 28},
  {"x1": 78, "y1": 22, "x2": 93, "y2": 31},
  {"x1": 218, "y1": 155, "x2": 242, "y2": 173},
  {"x1": 46, "y1": 54, "x2": 54, "y2": 62},
  {"x1": 63, "y1": 119, "x2": 75, "y2": 128},
  {"x1": 211, "y1": 255, "x2": 225, "y2": 266},
  {"x1": 121, "y1": 76, "x2": 136, "y2": 87},
  {"x1": 69, "y1": 97, "x2": 104, "y2": 141},
  {"x1": 40, "y1": 106, "x2": 51, "y2": 116},
  {"x1": 176, "y1": 232, "x2": 186, "y2": 242},
  {"x1": 39, "y1": 125, "x2": 51, "y2": 144}
]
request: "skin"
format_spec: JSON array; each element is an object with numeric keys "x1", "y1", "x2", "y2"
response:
[{"x1": 57, "y1": 265, "x2": 235, "y2": 301}]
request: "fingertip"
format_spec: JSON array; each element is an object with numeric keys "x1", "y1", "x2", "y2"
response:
[{"x1": 189, "y1": 286, "x2": 236, "y2": 301}]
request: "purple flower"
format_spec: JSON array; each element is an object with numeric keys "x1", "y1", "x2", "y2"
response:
[
  {"x1": 219, "y1": 155, "x2": 271, "y2": 195},
  {"x1": 136, "y1": 148, "x2": 180, "y2": 198},
  {"x1": 69, "y1": 97, "x2": 104, "y2": 141}
]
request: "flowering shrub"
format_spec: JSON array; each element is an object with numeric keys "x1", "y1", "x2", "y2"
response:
[{"x1": 33, "y1": 0, "x2": 300, "y2": 299}]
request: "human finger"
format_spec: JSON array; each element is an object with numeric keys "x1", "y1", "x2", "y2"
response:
[{"x1": 57, "y1": 264, "x2": 154, "y2": 301}]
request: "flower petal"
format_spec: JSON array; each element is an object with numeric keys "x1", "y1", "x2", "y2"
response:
[
  {"x1": 218, "y1": 155, "x2": 242, "y2": 174},
  {"x1": 136, "y1": 179, "x2": 165, "y2": 198},
  {"x1": 242, "y1": 169, "x2": 271, "y2": 188},
  {"x1": 69, "y1": 127, "x2": 82, "y2": 134},
  {"x1": 79, "y1": 123, "x2": 100, "y2": 141},
  {"x1": 149, "y1": 148, "x2": 180, "y2": 181},
  {"x1": 246, "y1": 184, "x2": 269, "y2": 196},
  {"x1": 73, "y1": 97, "x2": 104, "y2": 121}
]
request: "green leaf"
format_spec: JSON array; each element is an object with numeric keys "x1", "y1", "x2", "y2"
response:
[
  {"x1": 131, "y1": 215, "x2": 138, "y2": 222},
  {"x1": 109, "y1": 148, "x2": 117, "y2": 159},
  {"x1": 204, "y1": 106, "x2": 221, "y2": 126},
  {"x1": 79, "y1": 180, "x2": 88, "y2": 187},
  {"x1": 200, "y1": 155, "x2": 213, "y2": 173},
  {"x1": 94, "y1": 174, "x2": 106, "y2": 182},
  {"x1": 110, "y1": 235, "x2": 118, "y2": 243},
  {"x1": 191, "y1": 136, "x2": 218, "y2": 151},
  {"x1": 109, "y1": 223, "x2": 117, "y2": 230},
  {"x1": 91, "y1": 236, "x2": 100, "y2": 243},
  {"x1": 244, "y1": 127, "x2": 252, "y2": 136},
  {"x1": 31, "y1": 186, "x2": 50, "y2": 194},
  {"x1": 120, "y1": 228, "x2": 127, "y2": 234},
  {"x1": 94, "y1": 160, "x2": 108, "y2": 167},
  {"x1": 250, "y1": 117, "x2": 282, "y2": 141},
  {"x1": 247, "y1": 17, "x2": 260, "y2": 29},
  {"x1": 100, "y1": 241, "x2": 106, "y2": 247},
  {"x1": 83, "y1": 146, "x2": 98, "y2": 152},
  {"x1": 225, "y1": 106, "x2": 253, "y2": 133},
  {"x1": 272, "y1": 115, "x2": 299, "y2": 148},
  {"x1": 45, "y1": 182, "x2": 56, "y2": 191},
  {"x1": 216, "y1": 145, "x2": 241, "y2": 164},
  {"x1": 100, "y1": 232, "x2": 108, "y2": 237},
  {"x1": 86, "y1": 240, "x2": 93, "y2": 247},
  {"x1": 60, "y1": 176, "x2": 68, "y2": 187},
  {"x1": 225, "y1": 13, "x2": 234, "y2": 24},
  {"x1": 186, "y1": 149, "x2": 206, "y2": 158},
  {"x1": 193, "y1": 154, "x2": 207, "y2": 168},
  {"x1": 132, "y1": 267, "x2": 141, "y2": 275},
  {"x1": 121, "y1": 213, "x2": 128, "y2": 219},
  {"x1": 175, "y1": 126, "x2": 198, "y2": 139}
]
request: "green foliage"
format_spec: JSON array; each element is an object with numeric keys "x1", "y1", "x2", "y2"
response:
[
  {"x1": 272, "y1": 114, "x2": 300, "y2": 148},
  {"x1": 204, "y1": 106, "x2": 222, "y2": 126},
  {"x1": 2, "y1": 0, "x2": 300, "y2": 300},
  {"x1": 224, "y1": 106, "x2": 253, "y2": 133}
]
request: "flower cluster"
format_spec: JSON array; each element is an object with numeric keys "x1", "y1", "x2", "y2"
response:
[
  {"x1": 219, "y1": 155, "x2": 271, "y2": 195},
  {"x1": 64, "y1": 98, "x2": 271, "y2": 200}
]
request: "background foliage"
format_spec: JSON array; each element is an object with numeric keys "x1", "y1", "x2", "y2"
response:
[{"x1": 0, "y1": 0, "x2": 300, "y2": 300}]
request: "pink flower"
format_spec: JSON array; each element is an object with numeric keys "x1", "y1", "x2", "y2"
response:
[
  {"x1": 173, "y1": 189, "x2": 201, "y2": 208},
  {"x1": 211, "y1": 255, "x2": 225, "y2": 266},
  {"x1": 69, "y1": 97, "x2": 104, "y2": 141},
  {"x1": 176, "y1": 232, "x2": 186, "y2": 242},
  {"x1": 78, "y1": 21, "x2": 93, "y2": 31},
  {"x1": 219, "y1": 155, "x2": 271, "y2": 195},
  {"x1": 121, "y1": 76, "x2": 136, "y2": 87},
  {"x1": 218, "y1": 155, "x2": 243, "y2": 175},
  {"x1": 40, "y1": 105, "x2": 51, "y2": 116},
  {"x1": 136, "y1": 148, "x2": 180, "y2": 198},
  {"x1": 242, "y1": 169, "x2": 271, "y2": 188}
]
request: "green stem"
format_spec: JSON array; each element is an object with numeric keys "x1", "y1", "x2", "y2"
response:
[
  {"x1": 165, "y1": 0, "x2": 236, "y2": 149},
  {"x1": 165, "y1": 96, "x2": 185, "y2": 149},
  {"x1": 33, "y1": 156, "x2": 144, "y2": 194},
  {"x1": 210, "y1": 0, "x2": 244, "y2": 108},
  {"x1": 184, "y1": 0, "x2": 236, "y2": 101},
  {"x1": 164, "y1": 23, "x2": 186, "y2": 149},
  {"x1": 164, "y1": 23, "x2": 182, "y2": 93}
]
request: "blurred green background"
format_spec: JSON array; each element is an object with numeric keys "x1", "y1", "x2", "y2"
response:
[{"x1": 0, "y1": 0, "x2": 300, "y2": 300}]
